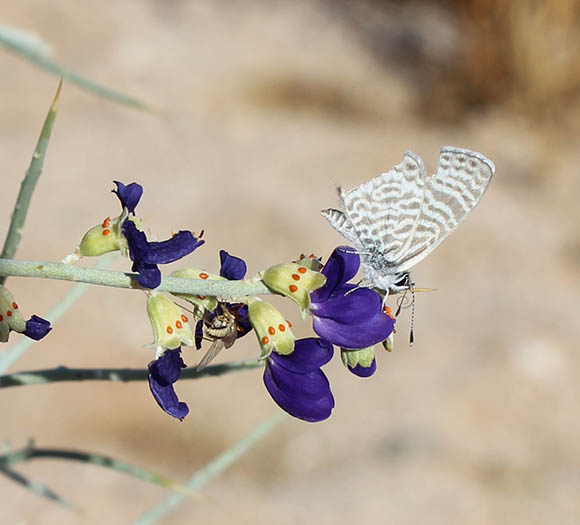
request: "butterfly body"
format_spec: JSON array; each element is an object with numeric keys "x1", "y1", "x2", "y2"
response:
[{"x1": 322, "y1": 146, "x2": 495, "y2": 295}]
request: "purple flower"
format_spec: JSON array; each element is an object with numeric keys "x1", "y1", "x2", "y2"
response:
[
  {"x1": 309, "y1": 247, "x2": 395, "y2": 348},
  {"x1": 122, "y1": 220, "x2": 204, "y2": 289},
  {"x1": 112, "y1": 181, "x2": 143, "y2": 214},
  {"x1": 219, "y1": 250, "x2": 247, "y2": 280},
  {"x1": 263, "y1": 337, "x2": 335, "y2": 422},
  {"x1": 194, "y1": 250, "x2": 251, "y2": 350},
  {"x1": 23, "y1": 315, "x2": 52, "y2": 341},
  {"x1": 110, "y1": 181, "x2": 206, "y2": 289},
  {"x1": 148, "y1": 348, "x2": 189, "y2": 420}
]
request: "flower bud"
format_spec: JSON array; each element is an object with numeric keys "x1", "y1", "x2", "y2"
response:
[
  {"x1": 262, "y1": 262, "x2": 326, "y2": 317},
  {"x1": 248, "y1": 298, "x2": 294, "y2": 358},
  {"x1": 341, "y1": 346, "x2": 376, "y2": 377},
  {"x1": 147, "y1": 291, "x2": 195, "y2": 350}
]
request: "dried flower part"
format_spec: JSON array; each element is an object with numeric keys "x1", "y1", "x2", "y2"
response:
[
  {"x1": 0, "y1": 286, "x2": 25, "y2": 342},
  {"x1": 170, "y1": 267, "x2": 221, "y2": 316},
  {"x1": 147, "y1": 291, "x2": 194, "y2": 350},
  {"x1": 262, "y1": 262, "x2": 326, "y2": 316},
  {"x1": 296, "y1": 253, "x2": 323, "y2": 272},
  {"x1": 341, "y1": 345, "x2": 377, "y2": 377},
  {"x1": 248, "y1": 298, "x2": 294, "y2": 358}
]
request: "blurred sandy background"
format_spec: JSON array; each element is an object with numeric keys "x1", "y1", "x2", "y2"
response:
[{"x1": 1, "y1": 1, "x2": 580, "y2": 523}]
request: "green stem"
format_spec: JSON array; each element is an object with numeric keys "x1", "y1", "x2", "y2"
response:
[
  {"x1": 0, "y1": 359, "x2": 263, "y2": 389},
  {"x1": 0, "y1": 80, "x2": 61, "y2": 283},
  {"x1": 1, "y1": 443, "x2": 189, "y2": 493},
  {"x1": 0, "y1": 258, "x2": 271, "y2": 297}
]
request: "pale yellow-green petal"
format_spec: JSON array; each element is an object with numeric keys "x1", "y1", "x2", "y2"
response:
[
  {"x1": 147, "y1": 292, "x2": 194, "y2": 349},
  {"x1": 262, "y1": 263, "x2": 326, "y2": 316},
  {"x1": 248, "y1": 298, "x2": 294, "y2": 357},
  {"x1": 341, "y1": 346, "x2": 375, "y2": 369}
]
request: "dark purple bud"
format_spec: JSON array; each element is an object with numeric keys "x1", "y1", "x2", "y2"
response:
[{"x1": 219, "y1": 250, "x2": 247, "y2": 280}]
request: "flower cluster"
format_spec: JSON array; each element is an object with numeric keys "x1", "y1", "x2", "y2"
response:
[
  {"x1": 74, "y1": 182, "x2": 395, "y2": 424},
  {"x1": 260, "y1": 247, "x2": 395, "y2": 422},
  {"x1": 78, "y1": 181, "x2": 204, "y2": 289}
]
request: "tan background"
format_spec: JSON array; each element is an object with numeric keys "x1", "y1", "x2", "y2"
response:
[{"x1": 1, "y1": 1, "x2": 580, "y2": 523}]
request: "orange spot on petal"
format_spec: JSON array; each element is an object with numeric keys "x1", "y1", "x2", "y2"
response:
[
  {"x1": 0, "y1": 315, "x2": 3, "y2": 322},
  {"x1": 268, "y1": 326, "x2": 275, "y2": 335},
  {"x1": 6, "y1": 311, "x2": 12, "y2": 317},
  {"x1": 289, "y1": 284, "x2": 298, "y2": 293},
  {"x1": 291, "y1": 274, "x2": 300, "y2": 281},
  {"x1": 278, "y1": 324, "x2": 286, "y2": 332},
  {"x1": 181, "y1": 314, "x2": 188, "y2": 322},
  {"x1": 166, "y1": 326, "x2": 173, "y2": 334},
  {"x1": 297, "y1": 267, "x2": 307, "y2": 274},
  {"x1": 175, "y1": 320, "x2": 183, "y2": 329},
  {"x1": 261, "y1": 336, "x2": 270, "y2": 345},
  {"x1": 102, "y1": 229, "x2": 111, "y2": 236},
  {"x1": 199, "y1": 272, "x2": 209, "y2": 280},
  {"x1": 102, "y1": 217, "x2": 111, "y2": 228},
  {"x1": 286, "y1": 320, "x2": 292, "y2": 328},
  {"x1": 12, "y1": 302, "x2": 18, "y2": 309}
]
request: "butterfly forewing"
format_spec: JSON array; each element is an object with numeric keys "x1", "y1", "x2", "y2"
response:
[{"x1": 338, "y1": 152, "x2": 425, "y2": 263}]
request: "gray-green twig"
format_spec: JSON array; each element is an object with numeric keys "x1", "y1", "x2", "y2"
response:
[
  {"x1": 0, "y1": 359, "x2": 263, "y2": 389},
  {"x1": 0, "y1": 259, "x2": 271, "y2": 297}
]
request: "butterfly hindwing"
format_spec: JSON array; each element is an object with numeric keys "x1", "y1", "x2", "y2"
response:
[{"x1": 395, "y1": 147, "x2": 495, "y2": 272}]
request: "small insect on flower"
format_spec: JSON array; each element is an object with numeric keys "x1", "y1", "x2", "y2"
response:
[{"x1": 196, "y1": 303, "x2": 246, "y2": 370}]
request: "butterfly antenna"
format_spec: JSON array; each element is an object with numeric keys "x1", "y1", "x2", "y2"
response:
[{"x1": 409, "y1": 289, "x2": 415, "y2": 347}]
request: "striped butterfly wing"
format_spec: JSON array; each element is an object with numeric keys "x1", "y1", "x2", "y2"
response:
[
  {"x1": 320, "y1": 208, "x2": 362, "y2": 248},
  {"x1": 336, "y1": 151, "x2": 426, "y2": 264},
  {"x1": 395, "y1": 146, "x2": 495, "y2": 272}
]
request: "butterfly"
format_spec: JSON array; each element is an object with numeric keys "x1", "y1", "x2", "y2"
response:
[{"x1": 321, "y1": 146, "x2": 495, "y2": 297}]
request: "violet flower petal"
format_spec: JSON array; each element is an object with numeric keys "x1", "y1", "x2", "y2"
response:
[
  {"x1": 195, "y1": 320, "x2": 204, "y2": 350},
  {"x1": 136, "y1": 264, "x2": 162, "y2": 289},
  {"x1": 269, "y1": 337, "x2": 334, "y2": 374},
  {"x1": 219, "y1": 250, "x2": 247, "y2": 280},
  {"x1": 313, "y1": 310, "x2": 394, "y2": 348},
  {"x1": 148, "y1": 348, "x2": 189, "y2": 420},
  {"x1": 311, "y1": 246, "x2": 360, "y2": 303},
  {"x1": 264, "y1": 359, "x2": 334, "y2": 422},
  {"x1": 143, "y1": 231, "x2": 204, "y2": 265},
  {"x1": 229, "y1": 303, "x2": 252, "y2": 338},
  {"x1": 23, "y1": 315, "x2": 52, "y2": 340},
  {"x1": 112, "y1": 181, "x2": 143, "y2": 213},
  {"x1": 310, "y1": 286, "x2": 382, "y2": 324},
  {"x1": 348, "y1": 358, "x2": 377, "y2": 378}
]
